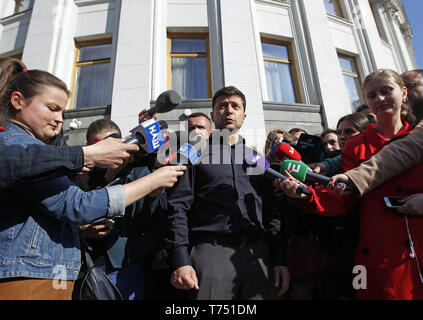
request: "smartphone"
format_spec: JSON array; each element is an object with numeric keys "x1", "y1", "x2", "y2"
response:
[
  {"x1": 91, "y1": 218, "x2": 115, "y2": 229},
  {"x1": 384, "y1": 196, "x2": 405, "y2": 208},
  {"x1": 267, "y1": 131, "x2": 282, "y2": 144}
]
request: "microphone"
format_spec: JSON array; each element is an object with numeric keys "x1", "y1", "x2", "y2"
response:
[
  {"x1": 281, "y1": 159, "x2": 352, "y2": 191},
  {"x1": 272, "y1": 142, "x2": 302, "y2": 162},
  {"x1": 146, "y1": 90, "x2": 182, "y2": 117},
  {"x1": 172, "y1": 143, "x2": 201, "y2": 166},
  {"x1": 243, "y1": 154, "x2": 312, "y2": 196},
  {"x1": 167, "y1": 140, "x2": 201, "y2": 166},
  {"x1": 124, "y1": 119, "x2": 167, "y2": 153}
]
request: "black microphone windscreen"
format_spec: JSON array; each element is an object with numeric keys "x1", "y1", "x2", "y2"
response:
[{"x1": 155, "y1": 90, "x2": 182, "y2": 113}]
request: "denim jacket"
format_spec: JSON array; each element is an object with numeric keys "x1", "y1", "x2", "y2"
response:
[{"x1": 0, "y1": 122, "x2": 125, "y2": 280}]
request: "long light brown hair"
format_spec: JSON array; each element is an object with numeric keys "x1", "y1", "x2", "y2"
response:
[{"x1": 0, "y1": 58, "x2": 69, "y2": 123}]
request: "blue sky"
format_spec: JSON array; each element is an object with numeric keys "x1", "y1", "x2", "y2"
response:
[{"x1": 403, "y1": 0, "x2": 422, "y2": 68}]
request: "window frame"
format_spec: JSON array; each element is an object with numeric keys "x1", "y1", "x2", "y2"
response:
[
  {"x1": 261, "y1": 37, "x2": 301, "y2": 104},
  {"x1": 323, "y1": 0, "x2": 344, "y2": 18},
  {"x1": 14, "y1": 0, "x2": 34, "y2": 15},
  {"x1": 338, "y1": 53, "x2": 363, "y2": 110},
  {"x1": 167, "y1": 33, "x2": 212, "y2": 99},
  {"x1": 369, "y1": 1, "x2": 389, "y2": 43},
  {"x1": 69, "y1": 38, "x2": 112, "y2": 110}
]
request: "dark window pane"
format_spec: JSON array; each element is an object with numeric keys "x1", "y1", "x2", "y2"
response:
[
  {"x1": 262, "y1": 43, "x2": 289, "y2": 60},
  {"x1": 171, "y1": 39, "x2": 206, "y2": 54},
  {"x1": 171, "y1": 57, "x2": 208, "y2": 99},
  {"x1": 75, "y1": 63, "x2": 110, "y2": 108},
  {"x1": 264, "y1": 61, "x2": 297, "y2": 103},
  {"x1": 79, "y1": 44, "x2": 112, "y2": 62}
]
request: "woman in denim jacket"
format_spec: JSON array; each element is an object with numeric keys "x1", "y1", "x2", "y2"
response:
[{"x1": 0, "y1": 59, "x2": 186, "y2": 299}]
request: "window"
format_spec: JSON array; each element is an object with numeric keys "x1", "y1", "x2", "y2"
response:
[
  {"x1": 261, "y1": 39, "x2": 299, "y2": 104},
  {"x1": 168, "y1": 34, "x2": 211, "y2": 99},
  {"x1": 338, "y1": 54, "x2": 362, "y2": 111},
  {"x1": 70, "y1": 39, "x2": 112, "y2": 109},
  {"x1": 323, "y1": 0, "x2": 343, "y2": 18},
  {"x1": 369, "y1": 1, "x2": 388, "y2": 42},
  {"x1": 14, "y1": 0, "x2": 34, "y2": 14}
]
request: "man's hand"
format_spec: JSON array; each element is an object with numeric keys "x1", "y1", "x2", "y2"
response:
[
  {"x1": 327, "y1": 173, "x2": 350, "y2": 193},
  {"x1": 82, "y1": 138, "x2": 139, "y2": 170},
  {"x1": 138, "y1": 108, "x2": 157, "y2": 124},
  {"x1": 171, "y1": 265, "x2": 199, "y2": 291},
  {"x1": 273, "y1": 266, "x2": 290, "y2": 296},
  {"x1": 150, "y1": 249, "x2": 169, "y2": 271},
  {"x1": 79, "y1": 223, "x2": 112, "y2": 238},
  {"x1": 397, "y1": 194, "x2": 423, "y2": 216},
  {"x1": 308, "y1": 162, "x2": 326, "y2": 175}
]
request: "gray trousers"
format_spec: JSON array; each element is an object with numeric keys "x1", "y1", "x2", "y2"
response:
[{"x1": 188, "y1": 239, "x2": 272, "y2": 300}]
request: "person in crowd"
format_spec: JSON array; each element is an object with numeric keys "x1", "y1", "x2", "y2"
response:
[
  {"x1": 282, "y1": 121, "x2": 363, "y2": 300},
  {"x1": 264, "y1": 129, "x2": 294, "y2": 161},
  {"x1": 288, "y1": 127, "x2": 307, "y2": 145},
  {"x1": 320, "y1": 128, "x2": 340, "y2": 155},
  {"x1": 402, "y1": 69, "x2": 423, "y2": 123},
  {"x1": 326, "y1": 69, "x2": 423, "y2": 196},
  {"x1": 313, "y1": 102, "x2": 413, "y2": 177},
  {"x1": 310, "y1": 113, "x2": 369, "y2": 176},
  {"x1": 187, "y1": 112, "x2": 213, "y2": 139},
  {"x1": 355, "y1": 104, "x2": 376, "y2": 124},
  {"x1": 328, "y1": 119, "x2": 423, "y2": 198},
  {"x1": 143, "y1": 113, "x2": 215, "y2": 300},
  {"x1": 312, "y1": 118, "x2": 368, "y2": 300},
  {"x1": 278, "y1": 69, "x2": 423, "y2": 300},
  {"x1": 0, "y1": 58, "x2": 186, "y2": 299},
  {"x1": 165, "y1": 86, "x2": 289, "y2": 300},
  {"x1": 76, "y1": 119, "x2": 164, "y2": 300}
]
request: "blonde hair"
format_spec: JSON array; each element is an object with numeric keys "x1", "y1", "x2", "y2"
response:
[
  {"x1": 362, "y1": 69, "x2": 406, "y2": 91},
  {"x1": 362, "y1": 68, "x2": 414, "y2": 123}
]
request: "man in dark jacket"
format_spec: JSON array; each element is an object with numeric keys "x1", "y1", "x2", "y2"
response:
[{"x1": 165, "y1": 86, "x2": 289, "y2": 300}]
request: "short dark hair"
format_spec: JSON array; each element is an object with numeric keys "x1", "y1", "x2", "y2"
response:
[
  {"x1": 320, "y1": 128, "x2": 338, "y2": 139},
  {"x1": 187, "y1": 112, "x2": 211, "y2": 124},
  {"x1": 355, "y1": 104, "x2": 369, "y2": 113},
  {"x1": 336, "y1": 112, "x2": 369, "y2": 133},
  {"x1": 86, "y1": 119, "x2": 121, "y2": 143},
  {"x1": 212, "y1": 86, "x2": 246, "y2": 111},
  {"x1": 402, "y1": 69, "x2": 423, "y2": 77}
]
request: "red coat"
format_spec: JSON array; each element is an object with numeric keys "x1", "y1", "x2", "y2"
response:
[{"x1": 304, "y1": 122, "x2": 423, "y2": 299}]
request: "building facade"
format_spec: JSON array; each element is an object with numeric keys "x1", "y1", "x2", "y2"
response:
[{"x1": 0, "y1": 0, "x2": 417, "y2": 151}]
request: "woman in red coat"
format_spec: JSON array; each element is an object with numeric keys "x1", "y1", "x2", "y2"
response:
[{"x1": 278, "y1": 69, "x2": 423, "y2": 300}]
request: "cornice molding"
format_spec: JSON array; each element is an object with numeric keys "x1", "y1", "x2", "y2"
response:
[{"x1": 370, "y1": 0, "x2": 413, "y2": 43}]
